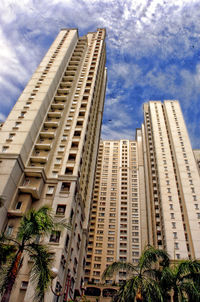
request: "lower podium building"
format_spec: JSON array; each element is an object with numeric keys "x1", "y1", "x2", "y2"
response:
[{"x1": 84, "y1": 100, "x2": 200, "y2": 302}]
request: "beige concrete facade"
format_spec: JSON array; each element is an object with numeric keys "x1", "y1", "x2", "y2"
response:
[
  {"x1": 141, "y1": 100, "x2": 200, "y2": 259},
  {"x1": 84, "y1": 101, "x2": 200, "y2": 301},
  {"x1": 84, "y1": 140, "x2": 145, "y2": 287},
  {"x1": 0, "y1": 28, "x2": 106, "y2": 301}
]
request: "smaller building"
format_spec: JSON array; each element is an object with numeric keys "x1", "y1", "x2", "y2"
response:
[
  {"x1": 84, "y1": 284, "x2": 118, "y2": 302},
  {"x1": 85, "y1": 140, "x2": 147, "y2": 285}
]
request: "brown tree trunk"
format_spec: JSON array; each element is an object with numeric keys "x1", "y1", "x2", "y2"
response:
[
  {"x1": 1, "y1": 250, "x2": 23, "y2": 302},
  {"x1": 136, "y1": 288, "x2": 143, "y2": 301}
]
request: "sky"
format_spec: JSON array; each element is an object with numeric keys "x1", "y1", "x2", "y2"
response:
[{"x1": 0, "y1": 0, "x2": 200, "y2": 148}]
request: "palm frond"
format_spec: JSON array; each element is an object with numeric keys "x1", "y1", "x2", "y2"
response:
[
  {"x1": 180, "y1": 279, "x2": 200, "y2": 301},
  {"x1": 177, "y1": 259, "x2": 200, "y2": 280},
  {"x1": 53, "y1": 217, "x2": 72, "y2": 231},
  {"x1": 113, "y1": 278, "x2": 137, "y2": 302},
  {"x1": 139, "y1": 245, "x2": 170, "y2": 271},
  {"x1": 143, "y1": 267, "x2": 161, "y2": 280},
  {"x1": 160, "y1": 267, "x2": 174, "y2": 292},
  {"x1": 17, "y1": 206, "x2": 55, "y2": 242},
  {"x1": 102, "y1": 261, "x2": 137, "y2": 280},
  {"x1": 28, "y1": 243, "x2": 54, "y2": 302},
  {"x1": 0, "y1": 242, "x2": 16, "y2": 266},
  {"x1": 142, "y1": 277, "x2": 163, "y2": 302},
  {"x1": 17, "y1": 206, "x2": 71, "y2": 244}
]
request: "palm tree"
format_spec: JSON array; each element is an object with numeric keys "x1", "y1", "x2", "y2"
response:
[
  {"x1": 0, "y1": 205, "x2": 69, "y2": 302},
  {"x1": 0, "y1": 239, "x2": 16, "y2": 267},
  {"x1": 102, "y1": 245, "x2": 170, "y2": 302},
  {"x1": 161, "y1": 260, "x2": 200, "y2": 301}
]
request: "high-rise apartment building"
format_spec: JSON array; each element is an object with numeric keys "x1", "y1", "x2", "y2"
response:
[
  {"x1": 84, "y1": 100, "x2": 200, "y2": 301},
  {"x1": 84, "y1": 139, "x2": 148, "y2": 300},
  {"x1": 142, "y1": 101, "x2": 200, "y2": 260},
  {"x1": 0, "y1": 28, "x2": 106, "y2": 301}
]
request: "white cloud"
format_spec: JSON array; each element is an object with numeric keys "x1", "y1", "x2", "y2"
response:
[
  {"x1": 0, "y1": 113, "x2": 6, "y2": 121},
  {"x1": 101, "y1": 124, "x2": 135, "y2": 141},
  {"x1": 0, "y1": 0, "x2": 200, "y2": 146}
]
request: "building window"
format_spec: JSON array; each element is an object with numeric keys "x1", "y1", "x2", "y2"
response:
[
  {"x1": 47, "y1": 186, "x2": 54, "y2": 195},
  {"x1": 56, "y1": 205, "x2": 66, "y2": 215},
  {"x1": 174, "y1": 242, "x2": 179, "y2": 250},
  {"x1": 68, "y1": 154, "x2": 76, "y2": 161},
  {"x1": 107, "y1": 257, "x2": 114, "y2": 262},
  {"x1": 95, "y1": 249, "x2": 102, "y2": 254},
  {"x1": 16, "y1": 201, "x2": 22, "y2": 210},
  {"x1": 62, "y1": 135, "x2": 67, "y2": 141},
  {"x1": 20, "y1": 281, "x2": 29, "y2": 290},
  {"x1": 65, "y1": 167, "x2": 73, "y2": 175},
  {"x1": 6, "y1": 225, "x2": 13, "y2": 236},
  {"x1": 23, "y1": 178, "x2": 30, "y2": 186},
  {"x1": 2, "y1": 146, "x2": 8, "y2": 153},
  {"x1": 49, "y1": 231, "x2": 61, "y2": 243},
  {"x1": 8, "y1": 133, "x2": 15, "y2": 140},
  {"x1": 172, "y1": 222, "x2": 176, "y2": 229},
  {"x1": 61, "y1": 255, "x2": 66, "y2": 268},
  {"x1": 14, "y1": 121, "x2": 21, "y2": 128},
  {"x1": 19, "y1": 111, "x2": 26, "y2": 118},
  {"x1": 170, "y1": 213, "x2": 175, "y2": 219},
  {"x1": 61, "y1": 182, "x2": 70, "y2": 192},
  {"x1": 58, "y1": 146, "x2": 65, "y2": 152},
  {"x1": 52, "y1": 171, "x2": 58, "y2": 177}
]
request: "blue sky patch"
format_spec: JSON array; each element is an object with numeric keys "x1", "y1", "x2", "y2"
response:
[{"x1": 0, "y1": 0, "x2": 200, "y2": 148}]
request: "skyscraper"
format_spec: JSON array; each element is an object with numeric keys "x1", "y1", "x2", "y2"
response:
[
  {"x1": 84, "y1": 100, "x2": 200, "y2": 301},
  {"x1": 0, "y1": 28, "x2": 106, "y2": 301},
  {"x1": 85, "y1": 140, "x2": 145, "y2": 283},
  {"x1": 142, "y1": 100, "x2": 200, "y2": 260},
  {"x1": 83, "y1": 139, "x2": 148, "y2": 300}
]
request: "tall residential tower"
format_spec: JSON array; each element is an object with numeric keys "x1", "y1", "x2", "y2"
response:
[
  {"x1": 85, "y1": 140, "x2": 147, "y2": 284},
  {"x1": 142, "y1": 100, "x2": 200, "y2": 260},
  {"x1": 83, "y1": 139, "x2": 148, "y2": 300},
  {"x1": 0, "y1": 28, "x2": 106, "y2": 301},
  {"x1": 84, "y1": 101, "x2": 200, "y2": 301}
]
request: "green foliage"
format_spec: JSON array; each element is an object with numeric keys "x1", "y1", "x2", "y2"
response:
[
  {"x1": 0, "y1": 237, "x2": 16, "y2": 266},
  {"x1": 102, "y1": 262, "x2": 137, "y2": 280},
  {"x1": 29, "y1": 243, "x2": 54, "y2": 302},
  {"x1": 0, "y1": 205, "x2": 70, "y2": 302},
  {"x1": 102, "y1": 245, "x2": 200, "y2": 302},
  {"x1": 139, "y1": 245, "x2": 170, "y2": 271},
  {"x1": 17, "y1": 206, "x2": 54, "y2": 242},
  {"x1": 161, "y1": 260, "x2": 200, "y2": 301}
]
